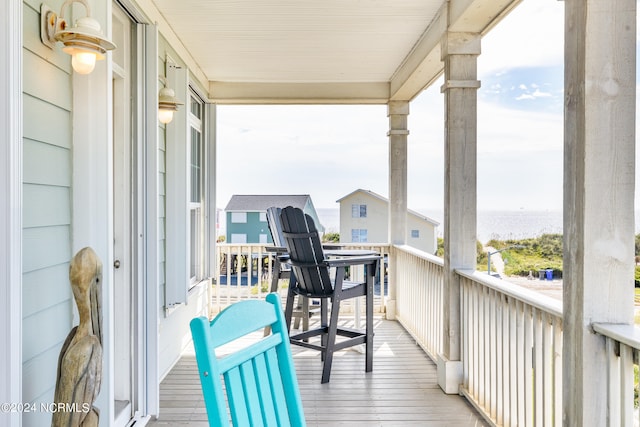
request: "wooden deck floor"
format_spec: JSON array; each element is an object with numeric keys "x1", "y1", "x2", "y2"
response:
[{"x1": 147, "y1": 318, "x2": 488, "y2": 426}]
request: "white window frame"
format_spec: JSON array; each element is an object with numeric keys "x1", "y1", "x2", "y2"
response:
[
  {"x1": 188, "y1": 90, "x2": 205, "y2": 288},
  {"x1": 164, "y1": 61, "x2": 190, "y2": 307},
  {"x1": 351, "y1": 204, "x2": 367, "y2": 218},
  {"x1": 231, "y1": 234, "x2": 247, "y2": 244},
  {"x1": 351, "y1": 229, "x2": 368, "y2": 243},
  {"x1": 231, "y1": 212, "x2": 247, "y2": 223}
]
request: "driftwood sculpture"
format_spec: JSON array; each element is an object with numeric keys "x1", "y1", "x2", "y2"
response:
[{"x1": 52, "y1": 247, "x2": 103, "y2": 427}]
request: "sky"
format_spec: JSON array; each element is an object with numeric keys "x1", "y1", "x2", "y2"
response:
[{"x1": 215, "y1": 0, "x2": 569, "y2": 213}]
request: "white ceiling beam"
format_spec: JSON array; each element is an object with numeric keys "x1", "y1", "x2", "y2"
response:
[
  {"x1": 389, "y1": 4, "x2": 447, "y2": 102},
  {"x1": 389, "y1": 0, "x2": 521, "y2": 102},
  {"x1": 208, "y1": 82, "x2": 390, "y2": 105}
]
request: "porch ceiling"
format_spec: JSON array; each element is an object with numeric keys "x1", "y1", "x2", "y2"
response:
[{"x1": 150, "y1": 0, "x2": 520, "y2": 104}]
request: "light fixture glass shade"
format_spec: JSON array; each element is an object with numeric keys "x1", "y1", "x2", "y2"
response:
[
  {"x1": 158, "y1": 87, "x2": 183, "y2": 124},
  {"x1": 69, "y1": 49, "x2": 97, "y2": 74},
  {"x1": 158, "y1": 109, "x2": 175, "y2": 124}
]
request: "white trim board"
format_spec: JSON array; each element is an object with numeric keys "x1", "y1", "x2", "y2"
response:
[{"x1": 0, "y1": 0, "x2": 23, "y2": 425}]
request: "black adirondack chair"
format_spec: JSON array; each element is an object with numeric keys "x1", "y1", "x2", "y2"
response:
[
  {"x1": 265, "y1": 206, "x2": 312, "y2": 331},
  {"x1": 279, "y1": 206, "x2": 380, "y2": 383}
]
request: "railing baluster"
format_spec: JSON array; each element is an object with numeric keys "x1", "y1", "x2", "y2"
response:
[
  {"x1": 516, "y1": 299, "x2": 525, "y2": 427},
  {"x1": 553, "y1": 319, "x2": 562, "y2": 427},
  {"x1": 496, "y1": 291, "x2": 503, "y2": 425},
  {"x1": 508, "y1": 296, "x2": 517, "y2": 427},
  {"x1": 467, "y1": 280, "x2": 480, "y2": 401},
  {"x1": 620, "y1": 343, "x2": 633, "y2": 427},
  {"x1": 543, "y1": 312, "x2": 552, "y2": 426},
  {"x1": 607, "y1": 337, "x2": 621, "y2": 426},
  {"x1": 533, "y1": 308, "x2": 543, "y2": 427},
  {"x1": 524, "y1": 304, "x2": 533, "y2": 427},
  {"x1": 490, "y1": 288, "x2": 498, "y2": 419}
]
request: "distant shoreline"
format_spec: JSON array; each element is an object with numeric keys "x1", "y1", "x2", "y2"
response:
[{"x1": 316, "y1": 208, "x2": 567, "y2": 243}]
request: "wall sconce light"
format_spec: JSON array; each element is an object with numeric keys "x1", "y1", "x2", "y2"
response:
[
  {"x1": 40, "y1": 0, "x2": 116, "y2": 74},
  {"x1": 158, "y1": 86, "x2": 184, "y2": 125}
]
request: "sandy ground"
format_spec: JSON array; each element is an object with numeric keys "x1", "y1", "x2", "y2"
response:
[
  {"x1": 486, "y1": 246, "x2": 563, "y2": 300},
  {"x1": 503, "y1": 274, "x2": 563, "y2": 300}
]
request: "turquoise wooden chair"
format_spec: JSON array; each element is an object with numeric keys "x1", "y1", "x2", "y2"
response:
[{"x1": 190, "y1": 293, "x2": 306, "y2": 427}]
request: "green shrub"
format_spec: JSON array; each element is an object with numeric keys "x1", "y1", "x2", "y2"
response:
[{"x1": 323, "y1": 232, "x2": 340, "y2": 243}]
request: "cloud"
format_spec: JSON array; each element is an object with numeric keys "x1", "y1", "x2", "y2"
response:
[
  {"x1": 479, "y1": 0, "x2": 564, "y2": 74},
  {"x1": 515, "y1": 89, "x2": 552, "y2": 101}
]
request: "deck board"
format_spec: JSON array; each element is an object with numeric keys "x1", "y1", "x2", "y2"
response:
[{"x1": 148, "y1": 318, "x2": 488, "y2": 426}]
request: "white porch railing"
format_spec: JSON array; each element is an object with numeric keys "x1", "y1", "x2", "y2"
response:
[
  {"x1": 213, "y1": 243, "x2": 274, "y2": 309},
  {"x1": 458, "y1": 270, "x2": 563, "y2": 427},
  {"x1": 393, "y1": 244, "x2": 444, "y2": 361},
  {"x1": 213, "y1": 243, "x2": 390, "y2": 313},
  {"x1": 393, "y1": 245, "x2": 565, "y2": 427},
  {"x1": 592, "y1": 323, "x2": 639, "y2": 427}
]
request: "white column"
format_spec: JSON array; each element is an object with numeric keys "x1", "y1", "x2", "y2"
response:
[
  {"x1": 0, "y1": 1, "x2": 22, "y2": 425},
  {"x1": 563, "y1": 1, "x2": 636, "y2": 425},
  {"x1": 386, "y1": 100, "x2": 409, "y2": 320},
  {"x1": 439, "y1": 32, "x2": 480, "y2": 394}
]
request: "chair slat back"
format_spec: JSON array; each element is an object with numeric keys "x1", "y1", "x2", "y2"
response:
[
  {"x1": 280, "y1": 206, "x2": 333, "y2": 297},
  {"x1": 266, "y1": 206, "x2": 285, "y2": 247},
  {"x1": 190, "y1": 293, "x2": 306, "y2": 427}
]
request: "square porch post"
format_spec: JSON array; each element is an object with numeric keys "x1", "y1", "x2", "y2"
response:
[
  {"x1": 439, "y1": 31, "x2": 480, "y2": 394},
  {"x1": 563, "y1": 0, "x2": 636, "y2": 425},
  {"x1": 386, "y1": 100, "x2": 409, "y2": 320}
]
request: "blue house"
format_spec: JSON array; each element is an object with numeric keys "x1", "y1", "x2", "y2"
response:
[{"x1": 224, "y1": 195, "x2": 324, "y2": 244}]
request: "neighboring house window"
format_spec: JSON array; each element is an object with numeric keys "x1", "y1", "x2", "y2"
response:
[
  {"x1": 231, "y1": 234, "x2": 247, "y2": 243},
  {"x1": 351, "y1": 204, "x2": 367, "y2": 218},
  {"x1": 231, "y1": 212, "x2": 247, "y2": 223},
  {"x1": 259, "y1": 234, "x2": 268, "y2": 244},
  {"x1": 189, "y1": 92, "x2": 204, "y2": 286},
  {"x1": 351, "y1": 229, "x2": 368, "y2": 243},
  {"x1": 411, "y1": 230, "x2": 420, "y2": 238},
  {"x1": 259, "y1": 212, "x2": 267, "y2": 222}
]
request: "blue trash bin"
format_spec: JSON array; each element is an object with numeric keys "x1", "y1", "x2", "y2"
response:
[{"x1": 545, "y1": 269, "x2": 553, "y2": 280}]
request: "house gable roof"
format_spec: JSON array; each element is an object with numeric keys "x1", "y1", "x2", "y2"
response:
[
  {"x1": 225, "y1": 195, "x2": 312, "y2": 211},
  {"x1": 337, "y1": 189, "x2": 440, "y2": 226}
]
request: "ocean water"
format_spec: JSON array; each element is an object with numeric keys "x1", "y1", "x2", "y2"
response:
[{"x1": 317, "y1": 208, "x2": 564, "y2": 243}]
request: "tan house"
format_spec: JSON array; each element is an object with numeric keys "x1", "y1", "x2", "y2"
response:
[{"x1": 337, "y1": 189, "x2": 439, "y2": 253}]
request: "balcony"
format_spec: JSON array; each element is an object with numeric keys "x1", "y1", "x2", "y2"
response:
[{"x1": 150, "y1": 243, "x2": 640, "y2": 426}]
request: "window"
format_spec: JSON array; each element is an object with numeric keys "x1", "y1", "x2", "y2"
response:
[
  {"x1": 351, "y1": 229, "x2": 368, "y2": 243},
  {"x1": 259, "y1": 234, "x2": 268, "y2": 244},
  {"x1": 231, "y1": 212, "x2": 247, "y2": 223},
  {"x1": 188, "y1": 92, "x2": 204, "y2": 286},
  {"x1": 351, "y1": 204, "x2": 367, "y2": 218},
  {"x1": 411, "y1": 229, "x2": 420, "y2": 238},
  {"x1": 231, "y1": 234, "x2": 247, "y2": 243},
  {"x1": 259, "y1": 212, "x2": 267, "y2": 222}
]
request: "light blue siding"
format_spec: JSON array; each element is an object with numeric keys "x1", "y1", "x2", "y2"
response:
[
  {"x1": 23, "y1": 49, "x2": 72, "y2": 111},
  {"x1": 23, "y1": 138, "x2": 71, "y2": 184},
  {"x1": 226, "y1": 211, "x2": 274, "y2": 243},
  {"x1": 22, "y1": 226, "x2": 72, "y2": 273},
  {"x1": 22, "y1": 264, "x2": 71, "y2": 318},
  {"x1": 23, "y1": 184, "x2": 71, "y2": 227},
  {"x1": 22, "y1": 97, "x2": 71, "y2": 148},
  {"x1": 22, "y1": 346, "x2": 59, "y2": 404},
  {"x1": 22, "y1": 1, "x2": 74, "y2": 417},
  {"x1": 22, "y1": 302, "x2": 73, "y2": 363}
]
